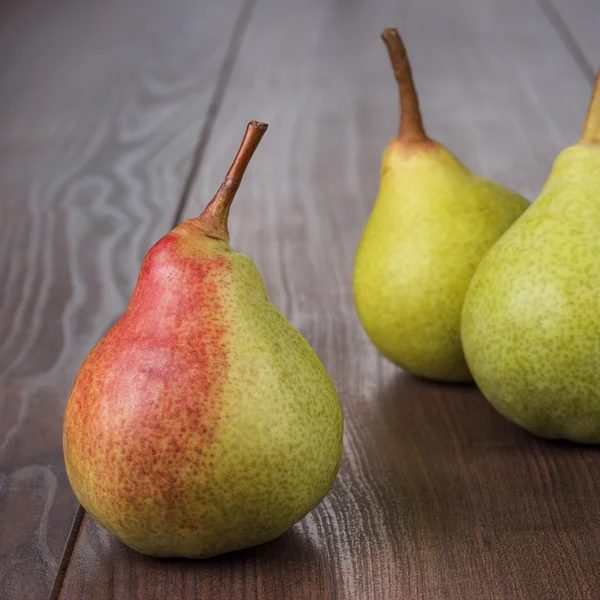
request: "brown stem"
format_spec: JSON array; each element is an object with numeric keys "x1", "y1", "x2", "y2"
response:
[
  {"x1": 581, "y1": 70, "x2": 600, "y2": 145},
  {"x1": 381, "y1": 28, "x2": 428, "y2": 143},
  {"x1": 196, "y1": 121, "x2": 268, "y2": 241}
]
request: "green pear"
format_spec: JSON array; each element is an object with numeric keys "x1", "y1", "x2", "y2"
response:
[
  {"x1": 63, "y1": 121, "x2": 344, "y2": 558},
  {"x1": 353, "y1": 29, "x2": 528, "y2": 382},
  {"x1": 462, "y1": 72, "x2": 600, "y2": 443}
]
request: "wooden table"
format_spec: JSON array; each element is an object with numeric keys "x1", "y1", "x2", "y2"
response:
[{"x1": 1, "y1": 0, "x2": 600, "y2": 598}]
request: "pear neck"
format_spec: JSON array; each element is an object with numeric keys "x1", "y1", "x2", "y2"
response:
[
  {"x1": 381, "y1": 28, "x2": 429, "y2": 144},
  {"x1": 581, "y1": 70, "x2": 600, "y2": 145},
  {"x1": 194, "y1": 121, "x2": 268, "y2": 242},
  {"x1": 388, "y1": 136, "x2": 442, "y2": 157}
]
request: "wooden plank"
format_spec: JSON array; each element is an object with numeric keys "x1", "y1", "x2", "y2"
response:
[
  {"x1": 59, "y1": 0, "x2": 600, "y2": 598},
  {"x1": 543, "y1": 0, "x2": 600, "y2": 80},
  {"x1": 0, "y1": 0, "x2": 245, "y2": 598}
]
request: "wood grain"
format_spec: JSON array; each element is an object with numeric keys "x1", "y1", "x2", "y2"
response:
[
  {"x1": 57, "y1": 0, "x2": 600, "y2": 599},
  {"x1": 0, "y1": 0, "x2": 246, "y2": 598}
]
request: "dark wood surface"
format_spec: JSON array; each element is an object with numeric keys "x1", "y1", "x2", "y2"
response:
[
  {"x1": 1, "y1": 0, "x2": 600, "y2": 598},
  {"x1": 550, "y1": 0, "x2": 600, "y2": 78},
  {"x1": 0, "y1": 0, "x2": 245, "y2": 597}
]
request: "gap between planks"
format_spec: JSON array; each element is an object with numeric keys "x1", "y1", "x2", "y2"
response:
[
  {"x1": 46, "y1": 0, "x2": 257, "y2": 597},
  {"x1": 536, "y1": 0, "x2": 597, "y2": 84}
]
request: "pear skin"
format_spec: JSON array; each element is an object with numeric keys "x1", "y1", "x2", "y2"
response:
[
  {"x1": 462, "y1": 72, "x2": 600, "y2": 443},
  {"x1": 353, "y1": 29, "x2": 528, "y2": 382},
  {"x1": 63, "y1": 122, "x2": 344, "y2": 558}
]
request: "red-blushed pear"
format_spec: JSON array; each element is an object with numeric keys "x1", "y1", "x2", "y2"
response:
[
  {"x1": 353, "y1": 28, "x2": 528, "y2": 382},
  {"x1": 63, "y1": 121, "x2": 344, "y2": 558}
]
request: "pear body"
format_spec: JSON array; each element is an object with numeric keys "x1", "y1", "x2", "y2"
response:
[
  {"x1": 354, "y1": 139, "x2": 528, "y2": 381},
  {"x1": 462, "y1": 143, "x2": 600, "y2": 442},
  {"x1": 63, "y1": 222, "x2": 343, "y2": 557}
]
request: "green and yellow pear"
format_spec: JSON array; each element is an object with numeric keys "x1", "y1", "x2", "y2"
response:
[
  {"x1": 63, "y1": 122, "x2": 344, "y2": 558},
  {"x1": 353, "y1": 28, "x2": 528, "y2": 382},
  {"x1": 462, "y1": 72, "x2": 600, "y2": 443}
]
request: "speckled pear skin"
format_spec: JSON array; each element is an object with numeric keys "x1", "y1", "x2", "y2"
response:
[
  {"x1": 354, "y1": 140, "x2": 528, "y2": 382},
  {"x1": 462, "y1": 142, "x2": 600, "y2": 443},
  {"x1": 353, "y1": 28, "x2": 529, "y2": 382},
  {"x1": 63, "y1": 122, "x2": 343, "y2": 558}
]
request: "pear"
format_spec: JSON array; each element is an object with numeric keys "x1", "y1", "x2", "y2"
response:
[
  {"x1": 353, "y1": 28, "x2": 528, "y2": 382},
  {"x1": 462, "y1": 72, "x2": 600, "y2": 443},
  {"x1": 63, "y1": 121, "x2": 344, "y2": 558}
]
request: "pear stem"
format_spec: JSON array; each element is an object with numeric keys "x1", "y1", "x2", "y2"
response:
[
  {"x1": 196, "y1": 121, "x2": 268, "y2": 242},
  {"x1": 381, "y1": 28, "x2": 428, "y2": 143},
  {"x1": 581, "y1": 70, "x2": 600, "y2": 145}
]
